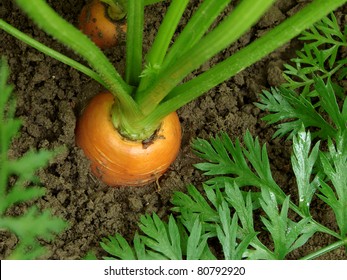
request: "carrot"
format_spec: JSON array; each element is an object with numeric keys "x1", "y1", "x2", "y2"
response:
[
  {"x1": 75, "y1": 92, "x2": 181, "y2": 186},
  {"x1": 78, "y1": 0, "x2": 126, "y2": 49},
  {"x1": 6, "y1": 0, "x2": 345, "y2": 187}
]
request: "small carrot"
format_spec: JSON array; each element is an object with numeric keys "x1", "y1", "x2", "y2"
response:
[
  {"x1": 78, "y1": 0, "x2": 126, "y2": 49},
  {"x1": 75, "y1": 92, "x2": 181, "y2": 186}
]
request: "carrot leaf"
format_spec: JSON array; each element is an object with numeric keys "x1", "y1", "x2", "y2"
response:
[
  {"x1": 100, "y1": 212, "x2": 214, "y2": 260},
  {"x1": 0, "y1": 58, "x2": 67, "y2": 259},
  {"x1": 318, "y1": 131, "x2": 347, "y2": 237},
  {"x1": 192, "y1": 131, "x2": 286, "y2": 203},
  {"x1": 259, "y1": 190, "x2": 316, "y2": 259},
  {"x1": 257, "y1": 14, "x2": 347, "y2": 141},
  {"x1": 256, "y1": 77, "x2": 346, "y2": 140},
  {"x1": 138, "y1": 213, "x2": 182, "y2": 260},
  {"x1": 283, "y1": 13, "x2": 347, "y2": 96},
  {"x1": 100, "y1": 233, "x2": 137, "y2": 260},
  {"x1": 291, "y1": 127, "x2": 320, "y2": 216},
  {"x1": 100, "y1": 125, "x2": 347, "y2": 259},
  {"x1": 216, "y1": 200, "x2": 257, "y2": 260}
]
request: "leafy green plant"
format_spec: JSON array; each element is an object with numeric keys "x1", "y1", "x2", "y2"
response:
[
  {"x1": 256, "y1": 13, "x2": 347, "y2": 140},
  {"x1": 0, "y1": 58, "x2": 67, "y2": 260},
  {"x1": 0, "y1": 0, "x2": 345, "y2": 187},
  {"x1": 99, "y1": 124, "x2": 347, "y2": 260},
  {"x1": 97, "y1": 16, "x2": 347, "y2": 259},
  {"x1": 283, "y1": 13, "x2": 347, "y2": 97}
]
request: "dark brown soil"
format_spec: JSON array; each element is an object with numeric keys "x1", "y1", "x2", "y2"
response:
[{"x1": 0, "y1": 0, "x2": 346, "y2": 259}]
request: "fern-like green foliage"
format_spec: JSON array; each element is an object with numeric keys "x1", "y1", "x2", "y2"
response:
[
  {"x1": 256, "y1": 13, "x2": 347, "y2": 140},
  {"x1": 256, "y1": 78, "x2": 347, "y2": 140},
  {"x1": 99, "y1": 125, "x2": 347, "y2": 260},
  {"x1": 317, "y1": 130, "x2": 347, "y2": 238},
  {"x1": 283, "y1": 13, "x2": 346, "y2": 97},
  {"x1": 101, "y1": 212, "x2": 216, "y2": 260},
  {"x1": 0, "y1": 58, "x2": 67, "y2": 259}
]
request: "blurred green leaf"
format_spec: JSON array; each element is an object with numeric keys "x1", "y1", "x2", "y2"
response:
[
  {"x1": 318, "y1": 132, "x2": 347, "y2": 237},
  {"x1": 101, "y1": 233, "x2": 136, "y2": 260},
  {"x1": 0, "y1": 58, "x2": 67, "y2": 259}
]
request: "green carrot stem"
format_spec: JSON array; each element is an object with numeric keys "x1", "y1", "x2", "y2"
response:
[
  {"x1": 125, "y1": 0, "x2": 144, "y2": 86},
  {"x1": 164, "y1": 0, "x2": 233, "y2": 67},
  {"x1": 100, "y1": 0, "x2": 127, "y2": 20},
  {"x1": 11, "y1": 0, "x2": 149, "y2": 140},
  {"x1": 137, "y1": 0, "x2": 189, "y2": 92},
  {"x1": 145, "y1": 0, "x2": 189, "y2": 67},
  {"x1": 145, "y1": 0, "x2": 347, "y2": 125},
  {"x1": 300, "y1": 239, "x2": 347, "y2": 260},
  {"x1": 13, "y1": 0, "x2": 138, "y2": 112},
  {"x1": 136, "y1": 0, "x2": 275, "y2": 115},
  {"x1": 0, "y1": 19, "x2": 106, "y2": 88}
]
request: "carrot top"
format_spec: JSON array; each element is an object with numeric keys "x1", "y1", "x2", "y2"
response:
[{"x1": 0, "y1": 0, "x2": 346, "y2": 140}]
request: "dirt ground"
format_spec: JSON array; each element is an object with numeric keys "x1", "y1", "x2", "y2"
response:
[{"x1": 0, "y1": 0, "x2": 346, "y2": 259}]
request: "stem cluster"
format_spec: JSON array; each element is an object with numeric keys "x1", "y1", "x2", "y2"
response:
[{"x1": 0, "y1": 0, "x2": 346, "y2": 140}]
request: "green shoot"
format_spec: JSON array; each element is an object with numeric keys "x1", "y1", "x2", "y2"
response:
[
  {"x1": 163, "y1": 0, "x2": 232, "y2": 67},
  {"x1": 145, "y1": 0, "x2": 189, "y2": 67},
  {"x1": 0, "y1": 20, "x2": 106, "y2": 87},
  {"x1": 101, "y1": 0, "x2": 127, "y2": 20},
  {"x1": 125, "y1": 0, "x2": 144, "y2": 86},
  {"x1": 135, "y1": 0, "x2": 277, "y2": 115},
  {"x1": 0, "y1": 58, "x2": 67, "y2": 259}
]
